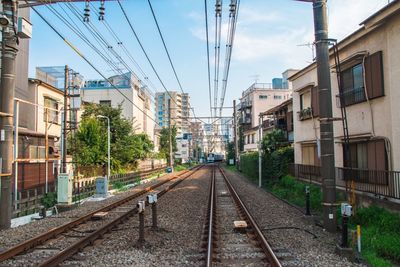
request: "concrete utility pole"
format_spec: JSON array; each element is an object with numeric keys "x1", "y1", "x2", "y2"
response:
[
  {"x1": 312, "y1": 0, "x2": 337, "y2": 232},
  {"x1": 233, "y1": 100, "x2": 238, "y2": 169},
  {"x1": 62, "y1": 65, "x2": 68, "y2": 173},
  {"x1": 258, "y1": 114, "x2": 263, "y2": 188},
  {"x1": 0, "y1": 0, "x2": 18, "y2": 229},
  {"x1": 168, "y1": 99, "x2": 174, "y2": 170}
]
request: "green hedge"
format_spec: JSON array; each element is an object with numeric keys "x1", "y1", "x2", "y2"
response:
[
  {"x1": 240, "y1": 152, "x2": 259, "y2": 181},
  {"x1": 240, "y1": 146, "x2": 294, "y2": 184}
]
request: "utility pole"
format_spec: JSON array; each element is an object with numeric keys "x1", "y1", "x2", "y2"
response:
[
  {"x1": 0, "y1": 0, "x2": 18, "y2": 229},
  {"x1": 168, "y1": 99, "x2": 173, "y2": 171},
  {"x1": 312, "y1": 0, "x2": 337, "y2": 232},
  {"x1": 62, "y1": 65, "x2": 68, "y2": 173},
  {"x1": 258, "y1": 114, "x2": 263, "y2": 188},
  {"x1": 233, "y1": 100, "x2": 238, "y2": 169}
]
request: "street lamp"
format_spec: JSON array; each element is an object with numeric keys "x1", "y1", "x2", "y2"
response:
[{"x1": 97, "y1": 115, "x2": 110, "y2": 194}]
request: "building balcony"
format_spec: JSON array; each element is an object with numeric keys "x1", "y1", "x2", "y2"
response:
[
  {"x1": 297, "y1": 107, "x2": 312, "y2": 121},
  {"x1": 336, "y1": 86, "x2": 366, "y2": 107}
]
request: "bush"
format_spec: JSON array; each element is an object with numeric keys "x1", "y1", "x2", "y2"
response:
[
  {"x1": 41, "y1": 192, "x2": 57, "y2": 209},
  {"x1": 240, "y1": 152, "x2": 259, "y2": 181}
]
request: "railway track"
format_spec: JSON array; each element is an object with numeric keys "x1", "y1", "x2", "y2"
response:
[
  {"x1": 202, "y1": 165, "x2": 282, "y2": 267},
  {"x1": 0, "y1": 165, "x2": 203, "y2": 267}
]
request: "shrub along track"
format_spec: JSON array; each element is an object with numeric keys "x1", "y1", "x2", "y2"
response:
[{"x1": 0, "y1": 165, "x2": 203, "y2": 267}]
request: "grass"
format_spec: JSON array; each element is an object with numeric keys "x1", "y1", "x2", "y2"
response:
[{"x1": 224, "y1": 165, "x2": 400, "y2": 267}]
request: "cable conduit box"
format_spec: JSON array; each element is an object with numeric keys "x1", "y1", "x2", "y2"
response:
[{"x1": 57, "y1": 172, "x2": 73, "y2": 205}]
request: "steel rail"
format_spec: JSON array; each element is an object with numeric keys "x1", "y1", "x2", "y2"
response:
[
  {"x1": 37, "y1": 165, "x2": 204, "y2": 267},
  {"x1": 206, "y1": 165, "x2": 215, "y2": 267},
  {"x1": 0, "y1": 166, "x2": 199, "y2": 262},
  {"x1": 218, "y1": 166, "x2": 282, "y2": 267}
]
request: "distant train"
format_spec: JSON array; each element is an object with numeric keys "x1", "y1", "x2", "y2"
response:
[{"x1": 207, "y1": 153, "x2": 225, "y2": 163}]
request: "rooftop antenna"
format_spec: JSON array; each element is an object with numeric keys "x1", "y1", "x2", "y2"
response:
[
  {"x1": 297, "y1": 42, "x2": 315, "y2": 63},
  {"x1": 249, "y1": 74, "x2": 260, "y2": 84}
]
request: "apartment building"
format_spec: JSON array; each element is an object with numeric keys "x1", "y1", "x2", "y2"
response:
[
  {"x1": 81, "y1": 72, "x2": 155, "y2": 140},
  {"x1": 290, "y1": 1, "x2": 400, "y2": 199},
  {"x1": 261, "y1": 99, "x2": 294, "y2": 143},
  {"x1": 155, "y1": 91, "x2": 190, "y2": 135},
  {"x1": 239, "y1": 83, "x2": 292, "y2": 152}
]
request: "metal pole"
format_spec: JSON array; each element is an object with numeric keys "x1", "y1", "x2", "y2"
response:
[
  {"x1": 138, "y1": 210, "x2": 145, "y2": 244},
  {"x1": 313, "y1": 0, "x2": 337, "y2": 232},
  {"x1": 0, "y1": 0, "x2": 18, "y2": 229},
  {"x1": 168, "y1": 98, "x2": 173, "y2": 171},
  {"x1": 13, "y1": 100, "x2": 19, "y2": 210},
  {"x1": 45, "y1": 108, "x2": 49, "y2": 193},
  {"x1": 62, "y1": 65, "x2": 68, "y2": 173},
  {"x1": 107, "y1": 116, "x2": 110, "y2": 191},
  {"x1": 151, "y1": 202, "x2": 157, "y2": 229}
]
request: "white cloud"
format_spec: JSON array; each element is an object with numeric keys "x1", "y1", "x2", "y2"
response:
[
  {"x1": 189, "y1": 0, "x2": 389, "y2": 67},
  {"x1": 328, "y1": 0, "x2": 388, "y2": 40}
]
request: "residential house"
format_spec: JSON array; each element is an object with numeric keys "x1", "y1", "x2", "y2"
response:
[{"x1": 290, "y1": 1, "x2": 400, "y2": 200}]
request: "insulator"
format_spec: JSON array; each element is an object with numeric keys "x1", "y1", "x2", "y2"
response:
[
  {"x1": 99, "y1": 0, "x2": 105, "y2": 21},
  {"x1": 215, "y1": 0, "x2": 222, "y2": 15},
  {"x1": 229, "y1": 0, "x2": 236, "y2": 14},
  {"x1": 84, "y1": 1, "x2": 90, "y2": 23}
]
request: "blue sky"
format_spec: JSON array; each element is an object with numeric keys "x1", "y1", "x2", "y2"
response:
[{"x1": 28, "y1": 0, "x2": 389, "y2": 118}]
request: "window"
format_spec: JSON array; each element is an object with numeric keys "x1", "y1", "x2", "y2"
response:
[
  {"x1": 299, "y1": 87, "x2": 319, "y2": 120},
  {"x1": 29, "y1": 145, "x2": 46, "y2": 161},
  {"x1": 158, "y1": 111, "x2": 163, "y2": 115},
  {"x1": 301, "y1": 144, "x2": 320, "y2": 166},
  {"x1": 259, "y1": 95, "x2": 268, "y2": 99},
  {"x1": 44, "y1": 97, "x2": 59, "y2": 124},
  {"x1": 345, "y1": 140, "x2": 387, "y2": 171},
  {"x1": 99, "y1": 100, "x2": 111, "y2": 106},
  {"x1": 274, "y1": 95, "x2": 282, "y2": 100},
  {"x1": 339, "y1": 51, "x2": 384, "y2": 106},
  {"x1": 340, "y1": 63, "x2": 366, "y2": 106}
]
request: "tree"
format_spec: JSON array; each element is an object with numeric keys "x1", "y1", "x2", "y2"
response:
[
  {"x1": 69, "y1": 103, "x2": 153, "y2": 173},
  {"x1": 158, "y1": 126, "x2": 177, "y2": 163},
  {"x1": 261, "y1": 129, "x2": 287, "y2": 154}
]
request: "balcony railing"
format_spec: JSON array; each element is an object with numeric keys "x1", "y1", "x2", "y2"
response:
[
  {"x1": 297, "y1": 107, "x2": 312, "y2": 120},
  {"x1": 336, "y1": 86, "x2": 366, "y2": 107}
]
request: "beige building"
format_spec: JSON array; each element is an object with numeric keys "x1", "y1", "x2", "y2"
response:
[
  {"x1": 239, "y1": 83, "x2": 292, "y2": 152},
  {"x1": 290, "y1": 2, "x2": 400, "y2": 198},
  {"x1": 81, "y1": 72, "x2": 155, "y2": 141}
]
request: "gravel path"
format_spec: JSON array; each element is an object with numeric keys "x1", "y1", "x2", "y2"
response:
[
  {"x1": 0, "y1": 171, "x2": 177, "y2": 252},
  {"x1": 61, "y1": 166, "x2": 211, "y2": 266},
  {"x1": 223, "y1": 167, "x2": 365, "y2": 267}
]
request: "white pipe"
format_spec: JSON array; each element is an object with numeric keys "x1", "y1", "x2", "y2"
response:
[{"x1": 13, "y1": 100, "x2": 19, "y2": 210}]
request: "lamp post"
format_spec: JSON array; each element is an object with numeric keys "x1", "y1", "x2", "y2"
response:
[{"x1": 97, "y1": 115, "x2": 110, "y2": 193}]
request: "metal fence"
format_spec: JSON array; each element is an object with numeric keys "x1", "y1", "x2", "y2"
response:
[
  {"x1": 12, "y1": 164, "x2": 166, "y2": 218},
  {"x1": 288, "y1": 163, "x2": 400, "y2": 200}
]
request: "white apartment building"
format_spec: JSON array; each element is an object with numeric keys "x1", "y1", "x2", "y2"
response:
[{"x1": 81, "y1": 72, "x2": 155, "y2": 141}]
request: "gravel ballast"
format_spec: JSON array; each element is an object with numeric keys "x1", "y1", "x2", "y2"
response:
[
  {"x1": 61, "y1": 166, "x2": 211, "y2": 266},
  {"x1": 0, "y1": 171, "x2": 177, "y2": 251},
  {"x1": 223, "y1": 168, "x2": 365, "y2": 267}
]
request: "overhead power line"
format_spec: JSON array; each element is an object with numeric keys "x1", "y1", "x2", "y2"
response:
[
  {"x1": 219, "y1": 0, "x2": 240, "y2": 115},
  {"x1": 213, "y1": 0, "x2": 223, "y2": 118},
  {"x1": 146, "y1": 0, "x2": 202, "y2": 123},
  {"x1": 204, "y1": 0, "x2": 213, "y2": 121},
  {"x1": 29, "y1": 4, "x2": 161, "y2": 127}
]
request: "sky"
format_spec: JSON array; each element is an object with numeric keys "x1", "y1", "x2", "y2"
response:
[{"x1": 28, "y1": 0, "x2": 390, "y2": 119}]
